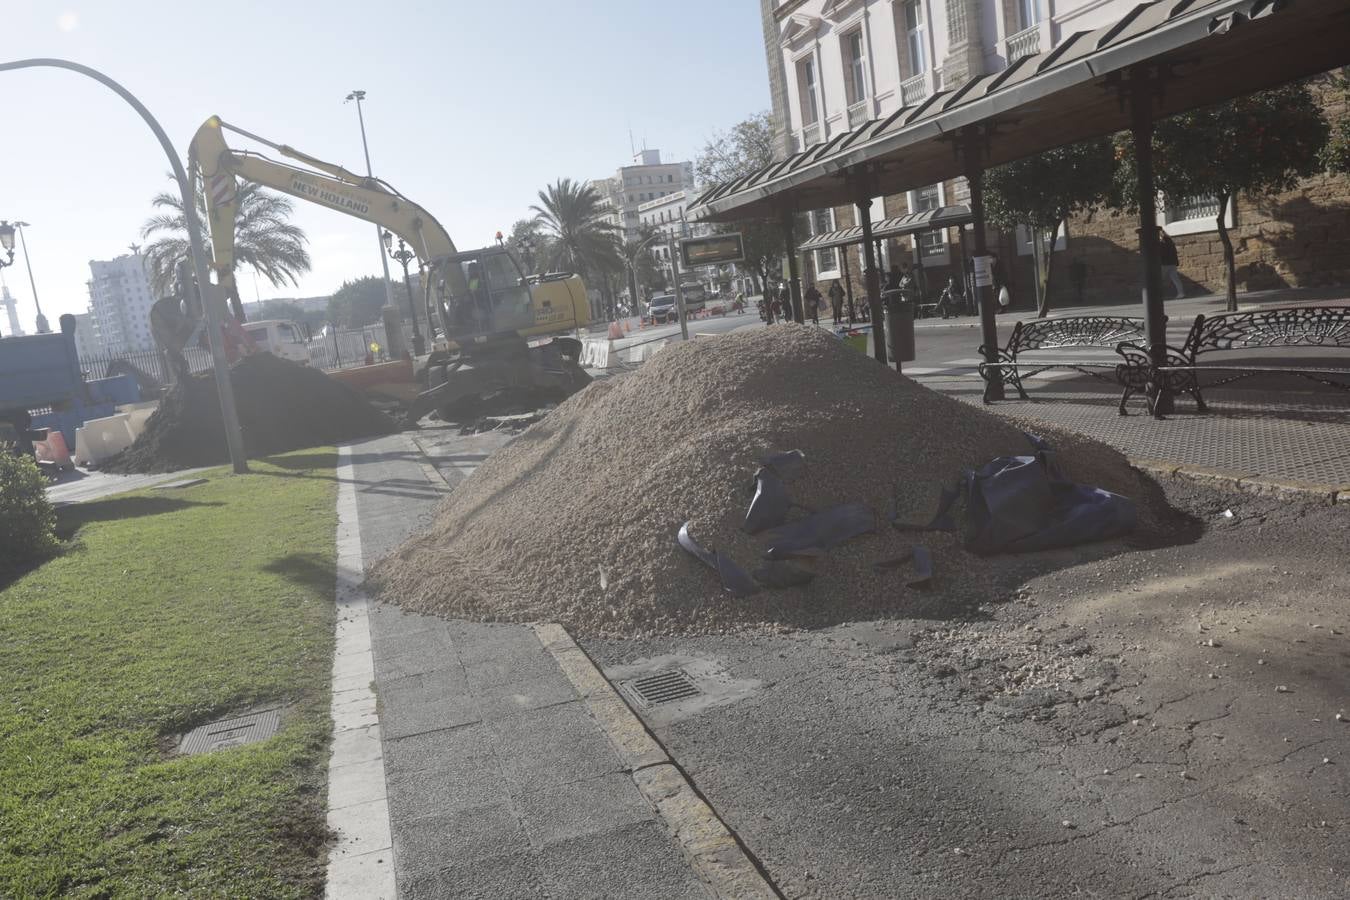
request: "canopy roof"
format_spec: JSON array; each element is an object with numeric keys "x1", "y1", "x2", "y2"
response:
[
  {"x1": 798, "y1": 206, "x2": 974, "y2": 252},
  {"x1": 691, "y1": 0, "x2": 1350, "y2": 223}
]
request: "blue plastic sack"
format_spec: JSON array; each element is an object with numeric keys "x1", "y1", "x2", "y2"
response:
[{"x1": 923, "y1": 434, "x2": 1135, "y2": 555}]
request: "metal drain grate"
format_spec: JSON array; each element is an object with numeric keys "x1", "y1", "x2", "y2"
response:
[
  {"x1": 626, "y1": 670, "x2": 701, "y2": 707},
  {"x1": 179, "y1": 709, "x2": 281, "y2": 755}
]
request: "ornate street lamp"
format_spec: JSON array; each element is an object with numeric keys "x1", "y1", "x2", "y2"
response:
[
  {"x1": 382, "y1": 230, "x2": 424, "y2": 355},
  {"x1": 0, "y1": 221, "x2": 15, "y2": 268},
  {"x1": 11, "y1": 222, "x2": 49, "y2": 333}
]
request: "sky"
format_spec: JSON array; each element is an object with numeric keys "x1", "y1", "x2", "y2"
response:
[{"x1": 0, "y1": 1, "x2": 770, "y2": 333}]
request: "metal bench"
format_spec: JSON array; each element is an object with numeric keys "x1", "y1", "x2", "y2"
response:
[
  {"x1": 979, "y1": 316, "x2": 1146, "y2": 399},
  {"x1": 1116, "y1": 305, "x2": 1350, "y2": 416}
]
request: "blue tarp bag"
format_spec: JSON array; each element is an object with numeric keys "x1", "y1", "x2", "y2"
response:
[{"x1": 926, "y1": 433, "x2": 1136, "y2": 555}]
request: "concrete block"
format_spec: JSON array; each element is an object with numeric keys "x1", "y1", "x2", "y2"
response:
[
  {"x1": 514, "y1": 772, "x2": 653, "y2": 847},
  {"x1": 392, "y1": 801, "x2": 528, "y2": 875},
  {"x1": 325, "y1": 848, "x2": 396, "y2": 900},
  {"x1": 536, "y1": 821, "x2": 712, "y2": 900},
  {"x1": 328, "y1": 797, "x2": 392, "y2": 859},
  {"x1": 328, "y1": 758, "x2": 388, "y2": 810},
  {"x1": 386, "y1": 759, "x2": 509, "y2": 821},
  {"x1": 400, "y1": 851, "x2": 545, "y2": 900},
  {"x1": 330, "y1": 724, "x2": 384, "y2": 768},
  {"x1": 1236, "y1": 475, "x2": 1338, "y2": 504},
  {"x1": 384, "y1": 723, "x2": 493, "y2": 779}
]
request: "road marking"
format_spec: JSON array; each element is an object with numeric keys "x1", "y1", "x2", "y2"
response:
[{"x1": 325, "y1": 444, "x2": 395, "y2": 900}]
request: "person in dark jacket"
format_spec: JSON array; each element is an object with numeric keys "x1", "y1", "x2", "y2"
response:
[{"x1": 1157, "y1": 227, "x2": 1184, "y2": 298}]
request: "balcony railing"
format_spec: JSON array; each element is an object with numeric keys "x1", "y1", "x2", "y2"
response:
[
  {"x1": 899, "y1": 72, "x2": 929, "y2": 106},
  {"x1": 846, "y1": 99, "x2": 870, "y2": 128},
  {"x1": 796, "y1": 120, "x2": 823, "y2": 150},
  {"x1": 1005, "y1": 24, "x2": 1042, "y2": 61}
]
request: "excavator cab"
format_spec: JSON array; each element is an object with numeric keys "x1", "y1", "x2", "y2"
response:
[{"x1": 441, "y1": 247, "x2": 533, "y2": 341}]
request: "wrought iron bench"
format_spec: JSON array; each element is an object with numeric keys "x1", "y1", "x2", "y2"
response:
[
  {"x1": 978, "y1": 316, "x2": 1146, "y2": 399},
  {"x1": 1116, "y1": 305, "x2": 1350, "y2": 416}
]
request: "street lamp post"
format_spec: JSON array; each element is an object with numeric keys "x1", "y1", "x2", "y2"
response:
[
  {"x1": 344, "y1": 90, "x2": 399, "y2": 329},
  {"x1": 0, "y1": 221, "x2": 15, "y2": 270},
  {"x1": 11, "y1": 222, "x2": 49, "y2": 333},
  {"x1": 2, "y1": 57, "x2": 248, "y2": 473},
  {"x1": 382, "y1": 230, "x2": 424, "y2": 356}
]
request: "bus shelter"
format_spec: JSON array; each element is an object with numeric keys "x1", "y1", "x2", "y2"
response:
[{"x1": 688, "y1": 0, "x2": 1350, "y2": 409}]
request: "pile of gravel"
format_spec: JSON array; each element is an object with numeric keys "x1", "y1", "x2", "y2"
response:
[
  {"x1": 104, "y1": 353, "x2": 396, "y2": 473},
  {"x1": 373, "y1": 326, "x2": 1179, "y2": 636}
]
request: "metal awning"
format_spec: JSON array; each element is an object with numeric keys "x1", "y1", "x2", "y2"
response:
[
  {"x1": 798, "y1": 205, "x2": 974, "y2": 252},
  {"x1": 691, "y1": 0, "x2": 1350, "y2": 222}
]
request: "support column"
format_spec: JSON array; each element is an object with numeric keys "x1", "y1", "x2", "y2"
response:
[
  {"x1": 1129, "y1": 68, "x2": 1172, "y2": 415},
  {"x1": 960, "y1": 126, "x2": 1003, "y2": 401},
  {"x1": 781, "y1": 210, "x2": 805, "y2": 324},
  {"x1": 842, "y1": 247, "x2": 857, "y2": 324},
  {"x1": 855, "y1": 189, "x2": 887, "y2": 365}
]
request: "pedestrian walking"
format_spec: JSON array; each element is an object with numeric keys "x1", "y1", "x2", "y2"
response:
[
  {"x1": 805, "y1": 284, "x2": 822, "y2": 324},
  {"x1": 828, "y1": 279, "x2": 844, "y2": 323},
  {"x1": 1157, "y1": 227, "x2": 1184, "y2": 298},
  {"x1": 780, "y1": 282, "x2": 796, "y2": 323}
]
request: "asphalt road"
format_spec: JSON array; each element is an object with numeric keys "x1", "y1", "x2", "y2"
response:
[{"x1": 585, "y1": 478, "x2": 1350, "y2": 899}]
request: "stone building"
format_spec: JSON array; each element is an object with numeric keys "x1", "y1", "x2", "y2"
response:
[{"x1": 759, "y1": 0, "x2": 1349, "y2": 310}]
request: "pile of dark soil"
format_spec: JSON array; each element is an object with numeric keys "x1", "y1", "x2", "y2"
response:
[
  {"x1": 373, "y1": 326, "x2": 1186, "y2": 638},
  {"x1": 105, "y1": 354, "x2": 397, "y2": 473}
]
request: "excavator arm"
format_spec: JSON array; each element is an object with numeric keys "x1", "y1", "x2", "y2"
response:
[{"x1": 189, "y1": 116, "x2": 468, "y2": 337}]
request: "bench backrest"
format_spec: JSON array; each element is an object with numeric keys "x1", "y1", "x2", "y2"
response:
[
  {"x1": 1186, "y1": 306, "x2": 1350, "y2": 356},
  {"x1": 1009, "y1": 316, "x2": 1145, "y2": 353}
]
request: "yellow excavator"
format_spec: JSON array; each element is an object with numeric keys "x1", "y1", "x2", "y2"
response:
[{"x1": 160, "y1": 115, "x2": 591, "y2": 421}]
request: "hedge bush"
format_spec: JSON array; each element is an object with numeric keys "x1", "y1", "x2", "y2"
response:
[{"x1": 0, "y1": 451, "x2": 58, "y2": 576}]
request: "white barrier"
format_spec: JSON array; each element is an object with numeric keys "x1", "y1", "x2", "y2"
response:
[
  {"x1": 580, "y1": 339, "x2": 613, "y2": 369},
  {"x1": 75, "y1": 413, "x2": 137, "y2": 466}
]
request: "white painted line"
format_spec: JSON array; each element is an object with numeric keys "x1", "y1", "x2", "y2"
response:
[{"x1": 325, "y1": 443, "x2": 395, "y2": 900}]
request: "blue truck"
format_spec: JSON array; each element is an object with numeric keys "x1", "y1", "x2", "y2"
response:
[{"x1": 0, "y1": 313, "x2": 138, "y2": 460}]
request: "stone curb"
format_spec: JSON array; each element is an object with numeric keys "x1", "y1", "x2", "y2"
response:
[
  {"x1": 533, "y1": 623, "x2": 779, "y2": 900},
  {"x1": 1130, "y1": 457, "x2": 1349, "y2": 505}
]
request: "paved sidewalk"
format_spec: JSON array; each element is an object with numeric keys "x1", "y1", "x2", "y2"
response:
[{"x1": 336, "y1": 430, "x2": 713, "y2": 899}]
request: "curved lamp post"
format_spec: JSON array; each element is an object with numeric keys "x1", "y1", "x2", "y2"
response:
[{"x1": 0, "y1": 58, "x2": 247, "y2": 473}]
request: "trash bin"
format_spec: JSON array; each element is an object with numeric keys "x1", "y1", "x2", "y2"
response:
[{"x1": 883, "y1": 289, "x2": 916, "y2": 363}]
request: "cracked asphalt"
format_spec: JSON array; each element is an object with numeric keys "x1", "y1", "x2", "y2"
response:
[{"x1": 587, "y1": 479, "x2": 1350, "y2": 898}]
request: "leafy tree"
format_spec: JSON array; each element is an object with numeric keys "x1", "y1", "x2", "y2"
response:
[
  {"x1": 983, "y1": 138, "x2": 1117, "y2": 317},
  {"x1": 694, "y1": 111, "x2": 781, "y2": 296},
  {"x1": 1321, "y1": 72, "x2": 1350, "y2": 175},
  {"x1": 504, "y1": 218, "x2": 553, "y2": 276},
  {"x1": 530, "y1": 179, "x2": 619, "y2": 278},
  {"x1": 1116, "y1": 83, "x2": 1329, "y2": 311},
  {"x1": 326, "y1": 276, "x2": 388, "y2": 328},
  {"x1": 141, "y1": 177, "x2": 311, "y2": 321}
]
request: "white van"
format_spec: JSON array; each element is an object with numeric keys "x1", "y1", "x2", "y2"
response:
[{"x1": 242, "y1": 320, "x2": 310, "y2": 365}]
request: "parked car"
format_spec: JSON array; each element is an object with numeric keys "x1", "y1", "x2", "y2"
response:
[{"x1": 647, "y1": 294, "x2": 681, "y2": 325}]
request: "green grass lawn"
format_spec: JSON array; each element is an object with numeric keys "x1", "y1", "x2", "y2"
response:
[{"x1": 0, "y1": 452, "x2": 339, "y2": 898}]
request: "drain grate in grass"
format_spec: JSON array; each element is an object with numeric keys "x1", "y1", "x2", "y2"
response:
[{"x1": 179, "y1": 709, "x2": 282, "y2": 755}]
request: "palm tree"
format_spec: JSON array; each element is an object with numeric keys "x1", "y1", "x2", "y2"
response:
[
  {"x1": 529, "y1": 178, "x2": 619, "y2": 278},
  {"x1": 141, "y1": 176, "x2": 311, "y2": 321}
]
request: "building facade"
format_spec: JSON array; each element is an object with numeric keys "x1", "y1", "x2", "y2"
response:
[
  {"x1": 591, "y1": 149, "x2": 697, "y2": 243},
  {"x1": 87, "y1": 252, "x2": 157, "y2": 354},
  {"x1": 764, "y1": 0, "x2": 1349, "y2": 307}
]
